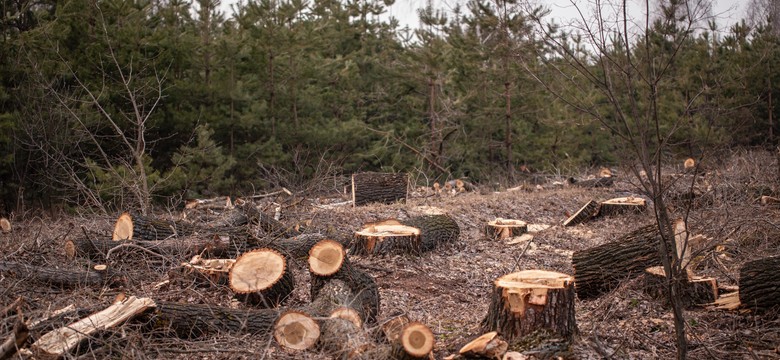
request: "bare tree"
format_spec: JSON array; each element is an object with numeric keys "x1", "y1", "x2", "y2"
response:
[
  {"x1": 524, "y1": 0, "x2": 715, "y2": 358},
  {"x1": 19, "y1": 3, "x2": 166, "y2": 215}
]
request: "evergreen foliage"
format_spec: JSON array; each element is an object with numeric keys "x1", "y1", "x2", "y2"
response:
[{"x1": 0, "y1": 0, "x2": 777, "y2": 212}]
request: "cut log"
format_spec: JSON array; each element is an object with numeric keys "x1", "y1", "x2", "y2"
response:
[
  {"x1": 485, "y1": 219, "x2": 528, "y2": 241},
  {"x1": 393, "y1": 322, "x2": 435, "y2": 359},
  {"x1": 112, "y1": 212, "x2": 198, "y2": 241},
  {"x1": 308, "y1": 239, "x2": 346, "y2": 277},
  {"x1": 274, "y1": 310, "x2": 320, "y2": 351},
  {"x1": 0, "y1": 217, "x2": 10, "y2": 234},
  {"x1": 598, "y1": 197, "x2": 647, "y2": 216},
  {"x1": 643, "y1": 266, "x2": 718, "y2": 308},
  {"x1": 563, "y1": 200, "x2": 600, "y2": 227},
  {"x1": 309, "y1": 240, "x2": 380, "y2": 324},
  {"x1": 572, "y1": 224, "x2": 661, "y2": 299},
  {"x1": 401, "y1": 214, "x2": 460, "y2": 251},
  {"x1": 382, "y1": 314, "x2": 411, "y2": 343},
  {"x1": 760, "y1": 195, "x2": 780, "y2": 206},
  {"x1": 739, "y1": 256, "x2": 780, "y2": 311},
  {"x1": 305, "y1": 279, "x2": 372, "y2": 358},
  {"x1": 353, "y1": 220, "x2": 422, "y2": 256},
  {"x1": 65, "y1": 234, "x2": 236, "y2": 261},
  {"x1": 230, "y1": 248, "x2": 294, "y2": 307},
  {"x1": 572, "y1": 177, "x2": 613, "y2": 188},
  {"x1": 150, "y1": 301, "x2": 280, "y2": 338},
  {"x1": 0, "y1": 261, "x2": 122, "y2": 288},
  {"x1": 481, "y1": 270, "x2": 577, "y2": 343},
  {"x1": 459, "y1": 331, "x2": 508, "y2": 360},
  {"x1": 31, "y1": 296, "x2": 154, "y2": 358},
  {"x1": 352, "y1": 172, "x2": 409, "y2": 206}
]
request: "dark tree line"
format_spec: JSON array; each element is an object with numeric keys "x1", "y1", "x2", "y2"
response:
[{"x1": 0, "y1": 0, "x2": 777, "y2": 213}]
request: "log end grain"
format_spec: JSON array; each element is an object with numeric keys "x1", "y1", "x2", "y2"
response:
[
  {"x1": 0, "y1": 217, "x2": 11, "y2": 234},
  {"x1": 274, "y1": 311, "x2": 320, "y2": 351},
  {"x1": 112, "y1": 212, "x2": 133, "y2": 240},
  {"x1": 308, "y1": 239, "x2": 346, "y2": 277},
  {"x1": 399, "y1": 322, "x2": 434, "y2": 358}
]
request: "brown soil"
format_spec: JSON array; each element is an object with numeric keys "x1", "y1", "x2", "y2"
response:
[{"x1": 2, "y1": 150, "x2": 780, "y2": 359}]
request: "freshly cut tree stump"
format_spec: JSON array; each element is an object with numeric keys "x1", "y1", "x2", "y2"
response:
[
  {"x1": 230, "y1": 249, "x2": 294, "y2": 307},
  {"x1": 643, "y1": 266, "x2": 718, "y2": 308},
  {"x1": 0, "y1": 217, "x2": 10, "y2": 233},
  {"x1": 151, "y1": 301, "x2": 280, "y2": 338},
  {"x1": 598, "y1": 197, "x2": 647, "y2": 216},
  {"x1": 0, "y1": 261, "x2": 122, "y2": 288},
  {"x1": 401, "y1": 214, "x2": 460, "y2": 251},
  {"x1": 485, "y1": 219, "x2": 528, "y2": 241},
  {"x1": 31, "y1": 296, "x2": 154, "y2": 358},
  {"x1": 563, "y1": 200, "x2": 600, "y2": 227},
  {"x1": 65, "y1": 235, "x2": 236, "y2": 261},
  {"x1": 352, "y1": 172, "x2": 409, "y2": 206},
  {"x1": 739, "y1": 256, "x2": 780, "y2": 311},
  {"x1": 481, "y1": 270, "x2": 577, "y2": 343},
  {"x1": 459, "y1": 331, "x2": 508, "y2": 360},
  {"x1": 572, "y1": 224, "x2": 661, "y2": 299},
  {"x1": 112, "y1": 212, "x2": 198, "y2": 240},
  {"x1": 310, "y1": 240, "x2": 380, "y2": 324},
  {"x1": 353, "y1": 220, "x2": 422, "y2": 256},
  {"x1": 274, "y1": 310, "x2": 320, "y2": 351}
]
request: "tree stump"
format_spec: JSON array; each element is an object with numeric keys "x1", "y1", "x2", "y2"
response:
[
  {"x1": 643, "y1": 266, "x2": 718, "y2": 308},
  {"x1": 352, "y1": 172, "x2": 409, "y2": 206},
  {"x1": 739, "y1": 256, "x2": 780, "y2": 311},
  {"x1": 274, "y1": 310, "x2": 320, "y2": 351},
  {"x1": 230, "y1": 248, "x2": 294, "y2": 307},
  {"x1": 563, "y1": 200, "x2": 600, "y2": 227},
  {"x1": 482, "y1": 270, "x2": 577, "y2": 343},
  {"x1": 353, "y1": 220, "x2": 422, "y2": 256},
  {"x1": 598, "y1": 197, "x2": 647, "y2": 216},
  {"x1": 571, "y1": 224, "x2": 660, "y2": 299},
  {"x1": 459, "y1": 331, "x2": 508, "y2": 359},
  {"x1": 485, "y1": 219, "x2": 528, "y2": 241}
]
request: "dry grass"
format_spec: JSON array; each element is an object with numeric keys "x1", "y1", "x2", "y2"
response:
[{"x1": 2, "y1": 150, "x2": 780, "y2": 359}]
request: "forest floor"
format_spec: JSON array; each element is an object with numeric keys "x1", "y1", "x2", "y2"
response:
[{"x1": 2, "y1": 150, "x2": 780, "y2": 359}]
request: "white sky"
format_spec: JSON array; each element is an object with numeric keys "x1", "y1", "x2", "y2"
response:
[
  {"x1": 384, "y1": 0, "x2": 746, "y2": 33},
  {"x1": 219, "y1": 0, "x2": 747, "y2": 35}
]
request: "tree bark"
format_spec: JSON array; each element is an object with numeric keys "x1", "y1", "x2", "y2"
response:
[
  {"x1": 113, "y1": 212, "x2": 199, "y2": 241},
  {"x1": 0, "y1": 261, "x2": 122, "y2": 289},
  {"x1": 481, "y1": 270, "x2": 577, "y2": 343},
  {"x1": 571, "y1": 224, "x2": 661, "y2": 299},
  {"x1": 739, "y1": 256, "x2": 780, "y2": 311},
  {"x1": 401, "y1": 214, "x2": 460, "y2": 251},
  {"x1": 65, "y1": 235, "x2": 237, "y2": 261},
  {"x1": 149, "y1": 301, "x2": 280, "y2": 338},
  {"x1": 351, "y1": 172, "x2": 409, "y2": 206}
]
